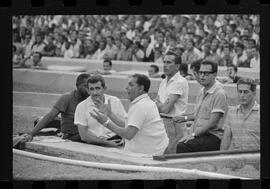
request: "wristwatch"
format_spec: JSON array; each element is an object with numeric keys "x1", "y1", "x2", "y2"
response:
[
  {"x1": 103, "y1": 119, "x2": 110, "y2": 127},
  {"x1": 191, "y1": 132, "x2": 196, "y2": 137},
  {"x1": 184, "y1": 116, "x2": 188, "y2": 121}
]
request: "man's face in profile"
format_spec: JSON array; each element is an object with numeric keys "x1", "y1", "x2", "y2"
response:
[{"x1": 103, "y1": 61, "x2": 112, "y2": 72}]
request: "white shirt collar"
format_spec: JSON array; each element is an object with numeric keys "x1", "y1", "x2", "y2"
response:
[{"x1": 131, "y1": 93, "x2": 149, "y2": 105}]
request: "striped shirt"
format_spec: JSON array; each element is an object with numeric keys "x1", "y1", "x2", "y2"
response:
[{"x1": 224, "y1": 101, "x2": 260, "y2": 150}]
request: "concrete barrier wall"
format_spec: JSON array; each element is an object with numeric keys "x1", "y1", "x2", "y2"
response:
[
  {"x1": 13, "y1": 91, "x2": 196, "y2": 114},
  {"x1": 13, "y1": 69, "x2": 260, "y2": 104},
  {"x1": 41, "y1": 57, "x2": 260, "y2": 79}
]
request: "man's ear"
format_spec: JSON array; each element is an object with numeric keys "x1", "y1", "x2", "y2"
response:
[{"x1": 139, "y1": 85, "x2": 144, "y2": 93}]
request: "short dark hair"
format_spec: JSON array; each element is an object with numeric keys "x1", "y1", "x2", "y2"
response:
[
  {"x1": 149, "y1": 64, "x2": 159, "y2": 73},
  {"x1": 103, "y1": 59, "x2": 112, "y2": 66},
  {"x1": 200, "y1": 60, "x2": 218, "y2": 73},
  {"x1": 179, "y1": 63, "x2": 188, "y2": 74},
  {"x1": 165, "y1": 51, "x2": 182, "y2": 65},
  {"x1": 87, "y1": 74, "x2": 106, "y2": 88},
  {"x1": 132, "y1": 74, "x2": 151, "y2": 93},
  {"x1": 227, "y1": 64, "x2": 238, "y2": 72},
  {"x1": 237, "y1": 77, "x2": 257, "y2": 92},
  {"x1": 190, "y1": 59, "x2": 203, "y2": 73},
  {"x1": 76, "y1": 73, "x2": 91, "y2": 87}
]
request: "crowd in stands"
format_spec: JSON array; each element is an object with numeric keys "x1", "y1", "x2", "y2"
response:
[{"x1": 13, "y1": 15, "x2": 260, "y2": 69}]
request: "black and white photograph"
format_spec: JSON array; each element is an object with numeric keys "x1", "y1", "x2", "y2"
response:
[{"x1": 12, "y1": 14, "x2": 260, "y2": 180}]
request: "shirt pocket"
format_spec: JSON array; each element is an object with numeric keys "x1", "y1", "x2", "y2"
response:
[{"x1": 198, "y1": 106, "x2": 211, "y2": 120}]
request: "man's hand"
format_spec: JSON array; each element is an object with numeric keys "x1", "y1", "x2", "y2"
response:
[
  {"x1": 93, "y1": 98, "x2": 112, "y2": 116},
  {"x1": 90, "y1": 109, "x2": 109, "y2": 125},
  {"x1": 178, "y1": 134, "x2": 194, "y2": 143},
  {"x1": 21, "y1": 133, "x2": 34, "y2": 143},
  {"x1": 172, "y1": 115, "x2": 186, "y2": 123}
]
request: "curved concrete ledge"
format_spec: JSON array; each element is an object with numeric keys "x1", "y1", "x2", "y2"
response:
[
  {"x1": 13, "y1": 69, "x2": 260, "y2": 104},
  {"x1": 41, "y1": 57, "x2": 260, "y2": 79}
]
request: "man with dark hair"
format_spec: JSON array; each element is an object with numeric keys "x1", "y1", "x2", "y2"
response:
[
  {"x1": 226, "y1": 64, "x2": 241, "y2": 83},
  {"x1": 90, "y1": 74, "x2": 169, "y2": 155},
  {"x1": 179, "y1": 63, "x2": 193, "y2": 79},
  {"x1": 19, "y1": 51, "x2": 44, "y2": 69},
  {"x1": 221, "y1": 77, "x2": 260, "y2": 150},
  {"x1": 74, "y1": 74, "x2": 127, "y2": 147},
  {"x1": 148, "y1": 64, "x2": 160, "y2": 78},
  {"x1": 182, "y1": 39, "x2": 202, "y2": 65},
  {"x1": 175, "y1": 60, "x2": 228, "y2": 153},
  {"x1": 22, "y1": 73, "x2": 91, "y2": 142},
  {"x1": 155, "y1": 52, "x2": 189, "y2": 147}
]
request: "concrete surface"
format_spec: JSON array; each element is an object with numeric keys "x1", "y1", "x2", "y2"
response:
[{"x1": 13, "y1": 69, "x2": 260, "y2": 104}]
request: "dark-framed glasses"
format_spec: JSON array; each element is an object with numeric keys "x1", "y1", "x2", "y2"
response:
[{"x1": 198, "y1": 71, "x2": 215, "y2": 76}]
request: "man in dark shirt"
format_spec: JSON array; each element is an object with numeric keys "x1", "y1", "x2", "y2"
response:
[
  {"x1": 22, "y1": 73, "x2": 91, "y2": 142},
  {"x1": 42, "y1": 34, "x2": 56, "y2": 57},
  {"x1": 227, "y1": 64, "x2": 241, "y2": 83}
]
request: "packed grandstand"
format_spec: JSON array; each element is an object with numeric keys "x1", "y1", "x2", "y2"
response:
[{"x1": 12, "y1": 15, "x2": 260, "y2": 69}]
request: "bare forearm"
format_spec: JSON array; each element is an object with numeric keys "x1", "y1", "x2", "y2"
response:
[
  {"x1": 83, "y1": 133, "x2": 117, "y2": 147},
  {"x1": 106, "y1": 121, "x2": 132, "y2": 140},
  {"x1": 108, "y1": 113, "x2": 125, "y2": 128},
  {"x1": 30, "y1": 115, "x2": 54, "y2": 136}
]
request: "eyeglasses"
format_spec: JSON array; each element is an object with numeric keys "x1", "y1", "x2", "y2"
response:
[{"x1": 198, "y1": 71, "x2": 215, "y2": 76}]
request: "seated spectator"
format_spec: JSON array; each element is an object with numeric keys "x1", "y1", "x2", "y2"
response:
[
  {"x1": 132, "y1": 41, "x2": 145, "y2": 62},
  {"x1": 84, "y1": 38, "x2": 97, "y2": 59},
  {"x1": 74, "y1": 74, "x2": 127, "y2": 147},
  {"x1": 31, "y1": 34, "x2": 46, "y2": 54},
  {"x1": 117, "y1": 37, "x2": 133, "y2": 61},
  {"x1": 232, "y1": 42, "x2": 249, "y2": 67},
  {"x1": 54, "y1": 47, "x2": 63, "y2": 57},
  {"x1": 154, "y1": 48, "x2": 163, "y2": 63},
  {"x1": 18, "y1": 51, "x2": 45, "y2": 69},
  {"x1": 220, "y1": 77, "x2": 260, "y2": 150},
  {"x1": 142, "y1": 37, "x2": 155, "y2": 62},
  {"x1": 174, "y1": 60, "x2": 228, "y2": 153},
  {"x1": 104, "y1": 36, "x2": 118, "y2": 60},
  {"x1": 13, "y1": 46, "x2": 24, "y2": 65},
  {"x1": 249, "y1": 48, "x2": 260, "y2": 69},
  {"x1": 189, "y1": 59, "x2": 203, "y2": 82},
  {"x1": 182, "y1": 39, "x2": 202, "y2": 65},
  {"x1": 92, "y1": 39, "x2": 107, "y2": 60},
  {"x1": 226, "y1": 64, "x2": 241, "y2": 83},
  {"x1": 63, "y1": 42, "x2": 74, "y2": 58},
  {"x1": 93, "y1": 59, "x2": 116, "y2": 75},
  {"x1": 148, "y1": 64, "x2": 160, "y2": 78},
  {"x1": 219, "y1": 44, "x2": 235, "y2": 66},
  {"x1": 42, "y1": 34, "x2": 56, "y2": 57},
  {"x1": 21, "y1": 34, "x2": 33, "y2": 58},
  {"x1": 179, "y1": 63, "x2": 193, "y2": 80}
]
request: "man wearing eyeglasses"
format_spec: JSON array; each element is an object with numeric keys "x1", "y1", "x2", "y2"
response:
[{"x1": 175, "y1": 60, "x2": 228, "y2": 153}]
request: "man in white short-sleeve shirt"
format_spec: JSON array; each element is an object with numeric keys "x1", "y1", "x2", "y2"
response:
[
  {"x1": 90, "y1": 74, "x2": 169, "y2": 156},
  {"x1": 74, "y1": 74, "x2": 127, "y2": 147},
  {"x1": 156, "y1": 53, "x2": 189, "y2": 117}
]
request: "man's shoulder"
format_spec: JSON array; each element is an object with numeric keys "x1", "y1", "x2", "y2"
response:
[{"x1": 105, "y1": 94, "x2": 121, "y2": 102}]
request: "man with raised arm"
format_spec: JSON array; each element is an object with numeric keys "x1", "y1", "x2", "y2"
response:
[
  {"x1": 74, "y1": 74, "x2": 127, "y2": 147},
  {"x1": 90, "y1": 74, "x2": 169, "y2": 156}
]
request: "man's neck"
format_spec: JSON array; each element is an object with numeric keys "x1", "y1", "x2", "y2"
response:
[
  {"x1": 204, "y1": 79, "x2": 216, "y2": 92},
  {"x1": 75, "y1": 90, "x2": 87, "y2": 101},
  {"x1": 166, "y1": 71, "x2": 178, "y2": 81}
]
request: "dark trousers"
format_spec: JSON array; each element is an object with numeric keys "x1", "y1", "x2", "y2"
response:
[
  {"x1": 176, "y1": 133, "x2": 221, "y2": 153},
  {"x1": 62, "y1": 133, "x2": 83, "y2": 142}
]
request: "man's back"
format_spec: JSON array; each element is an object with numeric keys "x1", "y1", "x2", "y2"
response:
[{"x1": 124, "y1": 94, "x2": 169, "y2": 156}]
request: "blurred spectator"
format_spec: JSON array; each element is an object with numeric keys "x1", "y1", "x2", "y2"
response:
[
  {"x1": 232, "y1": 42, "x2": 249, "y2": 67},
  {"x1": 182, "y1": 39, "x2": 202, "y2": 65},
  {"x1": 179, "y1": 63, "x2": 193, "y2": 80},
  {"x1": 12, "y1": 15, "x2": 260, "y2": 69},
  {"x1": 142, "y1": 37, "x2": 155, "y2": 62},
  {"x1": 104, "y1": 36, "x2": 118, "y2": 60},
  {"x1": 18, "y1": 51, "x2": 44, "y2": 69},
  {"x1": 63, "y1": 41, "x2": 74, "y2": 58},
  {"x1": 148, "y1": 64, "x2": 160, "y2": 78},
  {"x1": 92, "y1": 39, "x2": 107, "y2": 60},
  {"x1": 154, "y1": 48, "x2": 163, "y2": 63},
  {"x1": 117, "y1": 37, "x2": 133, "y2": 61},
  {"x1": 132, "y1": 41, "x2": 144, "y2": 62},
  {"x1": 42, "y1": 34, "x2": 56, "y2": 56},
  {"x1": 31, "y1": 34, "x2": 46, "y2": 54}
]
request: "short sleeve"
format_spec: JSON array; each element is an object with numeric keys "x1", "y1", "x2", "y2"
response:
[
  {"x1": 53, "y1": 94, "x2": 69, "y2": 113},
  {"x1": 74, "y1": 102, "x2": 87, "y2": 126},
  {"x1": 211, "y1": 90, "x2": 228, "y2": 114},
  {"x1": 222, "y1": 107, "x2": 233, "y2": 130},
  {"x1": 168, "y1": 80, "x2": 185, "y2": 96}
]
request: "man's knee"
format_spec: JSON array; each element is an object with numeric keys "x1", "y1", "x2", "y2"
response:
[{"x1": 176, "y1": 142, "x2": 193, "y2": 153}]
